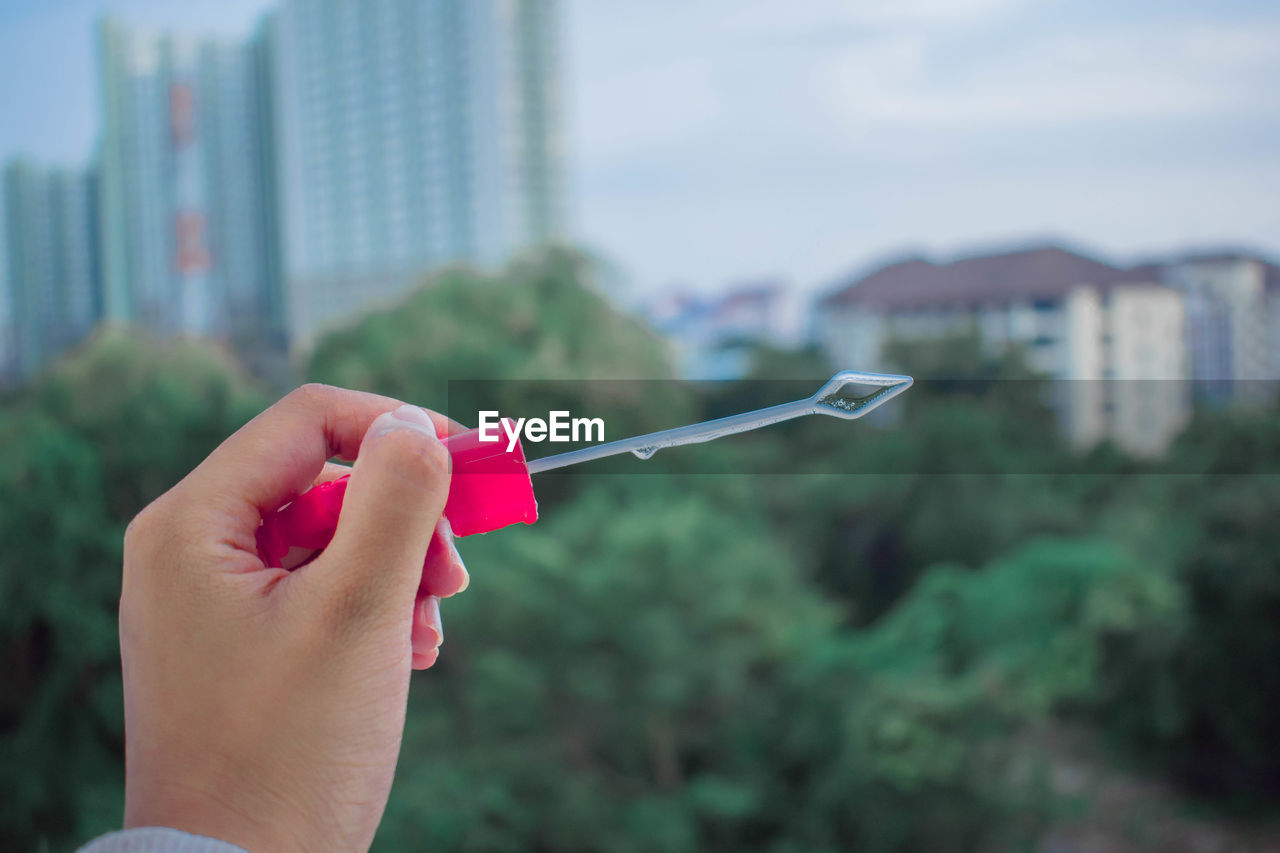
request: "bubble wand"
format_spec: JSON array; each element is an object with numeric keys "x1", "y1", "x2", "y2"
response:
[{"x1": 256, "y1": 370, "x2": 913, "y2": 566}]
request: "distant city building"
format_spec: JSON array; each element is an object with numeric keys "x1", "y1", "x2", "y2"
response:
[
  {"x1": 816, "y1": 246, "x2": 1190, "y2": 456},
  {"x1": 13, "y1": 2, "x2": 563, "y2": 372},
  {"x1": 0, "y1": 161, "x2": 99, "y2": 381},
  {"x1": 97, "y1": 18, "x2": 280, "y2": 343},
  {"x1": 267, "y1": 0, "x2": 564, "y2": 349},
  {"x1": 1161, "y1": 254, "x2": 1280, "y2": 403},
  {"x1": 646, "y1": 281, "x2": 791, "y2": 380}
]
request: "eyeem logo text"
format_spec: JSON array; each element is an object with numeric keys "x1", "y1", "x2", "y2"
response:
[{"x1": 478, "y1": 411, "x2": 605, "y2": 452}]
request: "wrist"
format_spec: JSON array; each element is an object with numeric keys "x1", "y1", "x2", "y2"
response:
[{"x1": 125, "y1": 773, "x2": 312, "y2": 853}]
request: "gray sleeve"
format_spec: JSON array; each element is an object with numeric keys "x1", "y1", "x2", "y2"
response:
[{"x1": 78, "y1": 827, "x2": 249, "y2": 853}]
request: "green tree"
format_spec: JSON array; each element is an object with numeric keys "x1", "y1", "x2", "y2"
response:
[
  {"x1": 0, "y1": 413, "x2": 121, "y2": 847},
  {"x1": 377, "y1": 476, "x2": 842, "y2": 852},
  {"x1": 1095, "y1": 404, "x2": 1280, "y2": 800},
  {"x1": 309, "y1": 249, "x2": 683, "y2": 442},
  {"x1": 33, "y1": 330, "x2": 269, "y2": 521}
]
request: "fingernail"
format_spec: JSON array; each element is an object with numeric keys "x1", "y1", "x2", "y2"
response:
[
  {"x1": 367, "y1": 406, "x2": 439, "y2": 442},
  {"x1": 391, "y1": 404, "x2": 437, "y2": 430},
  {"x1": 423, "y1": 595, "x2": 443, "y2": 647}
]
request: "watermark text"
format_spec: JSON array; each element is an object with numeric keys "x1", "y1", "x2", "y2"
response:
[{"x1": 478, "y1": 411, "x2": 605, "y2": 452}]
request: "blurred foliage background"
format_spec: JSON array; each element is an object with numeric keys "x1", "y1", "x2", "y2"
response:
[{"x1": 2, "y1": 249, "x2": 1279, "y2": 851}]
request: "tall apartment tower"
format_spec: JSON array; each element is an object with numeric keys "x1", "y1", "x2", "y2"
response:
[
  {"x1": 0, "y1": 161, "x2": 100, "y2": 381},
  {"x1": 97, "y1": 19, "x2": 279, "y2": 344},
  {"x1": 266, "y1": 0, "x2": 564, "y2": 349}
]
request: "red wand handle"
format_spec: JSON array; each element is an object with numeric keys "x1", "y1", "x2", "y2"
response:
[{"x1": 257, "y1": 425, "x2": 538, "y2": 569}]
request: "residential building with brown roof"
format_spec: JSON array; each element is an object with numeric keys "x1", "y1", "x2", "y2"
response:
[{"x1": 814, "y1": 244, "x2": 1190, "y2": 456}]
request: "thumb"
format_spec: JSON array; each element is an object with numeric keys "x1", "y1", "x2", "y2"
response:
[{"x1": 312, "y1": 405, "x2": 451, "y2": 621}]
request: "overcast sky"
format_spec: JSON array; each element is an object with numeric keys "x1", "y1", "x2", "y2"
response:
[{"x1": 2, "y1": 0, "x2": 1277, "y2": 299}]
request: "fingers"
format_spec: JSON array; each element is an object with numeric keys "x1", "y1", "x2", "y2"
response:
[
  {"x1": 315, "y1": 461, "x2": 353, "y2": 485},
  {"x1": 420, "y1": 518, "x2": 469, "y2": 598},
  {"x1": 411, "y1": 594, "x2": 443, "y2": 668},
  {"x1": 185, "y1": 384, "x2": 457, "y2": 519},
  {"x1": 412, "y1": 647, "x2": 440, "y2": 670},
  {"x1": 309, "y1": 406, "x2": 452, "y2": 620}
]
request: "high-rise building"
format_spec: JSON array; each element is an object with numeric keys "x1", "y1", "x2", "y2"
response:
[
  {"x1": 815, "y1": 246, "x2": 1190, "y2": 456},
  {"x1": 0, "y1": 161, "x2": 100, "y2": 381},
  {"x1": 97, "y1": 18, "x2": 279, "y2": 344},
  {"x1": 93, "y1": 3, "x2": 562, "y2": 357},
  {"x1": 266, "y1": 0, "x2": 564, "y2": 348}
]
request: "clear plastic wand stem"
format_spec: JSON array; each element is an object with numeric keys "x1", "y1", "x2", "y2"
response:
[{"x1": 524, "y1": 370, "x2": 913, "y2": 475}]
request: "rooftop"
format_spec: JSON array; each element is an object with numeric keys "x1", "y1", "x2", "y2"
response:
[{"x1": 822, "y1": 245, "x2": 1167, "y2": 311}]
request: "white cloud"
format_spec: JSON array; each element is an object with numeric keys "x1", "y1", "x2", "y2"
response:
[
  {"x1": 824, "y1": 20, "x2": 1280, "y2": 127},
  {"x1": 566, "y1": 0, "x2": 1029, "y2": 168},
  {"x1": 564, "y1": 2, "x2": 1280, "y2": 294},
  {"x1": 571, "y1": 54, "x2": 723, "y2": 164},
  {"x1": 722, "y1": 0, "x2": 1023, "y2": 36}
]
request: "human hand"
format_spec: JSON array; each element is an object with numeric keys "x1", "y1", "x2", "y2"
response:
[{"x1": 119, "y1": 385, "x2": 468, "y2": 852}]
